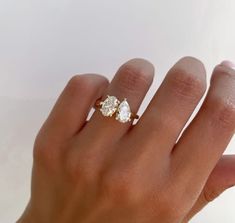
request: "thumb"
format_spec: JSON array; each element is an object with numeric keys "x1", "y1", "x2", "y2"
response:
[{"x1": 184, "y1": 155, "x2": 235, "y2": 222}]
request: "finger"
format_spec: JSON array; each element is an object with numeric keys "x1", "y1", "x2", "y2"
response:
[
  {"x1": 183, "y1": 155, "x2": 235, "y2": 222},
  {"x1": 36, "y1": 74, "x2": 109, "y2": 145},
  {"x1": 81, "y1": 58, "x2": 154, "y2": 144},
  {"x1": 172, "y1": 62, "x2": 235, "y2": 198},
  {"x1": 131, "y1": 57, "x2": 206, "y2": 155}
]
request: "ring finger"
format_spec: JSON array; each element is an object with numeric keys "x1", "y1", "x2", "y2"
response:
[{"x1": 80, "y1": 58, "x2": 155, "y2": 144}]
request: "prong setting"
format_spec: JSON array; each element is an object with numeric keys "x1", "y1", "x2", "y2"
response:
[
  {"x1": 99, "y1": 95, "x2": 120, "y2": 117},
  {"x1": 96, "y1": 96, "x2": 137, "y2": 123},
  {"x1": 115, "y1": 98, "x2": 132, "y2": 123}
]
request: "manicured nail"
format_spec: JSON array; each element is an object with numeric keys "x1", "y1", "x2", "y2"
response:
[{"x1": 220, "y1": 60, "x2": 235, "y2": 70}]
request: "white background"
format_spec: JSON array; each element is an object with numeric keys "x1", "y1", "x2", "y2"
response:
[{"x1": 0, "y1": 0, "x2": 235, "y2": 222}]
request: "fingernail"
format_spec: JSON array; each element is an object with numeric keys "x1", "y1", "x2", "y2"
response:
[{"x1": 220, "y1": 60, "x2": 235, "y2": 70}]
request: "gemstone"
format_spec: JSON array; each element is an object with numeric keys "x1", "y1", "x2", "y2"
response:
[
  {"x1": 116, "y1": 98, "x2": 131, "y2": 123},
  {"x1": 100, "y1": 95, "x2": 120, "y2": 117}
]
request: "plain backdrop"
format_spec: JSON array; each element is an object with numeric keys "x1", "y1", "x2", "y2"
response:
[{"x1": 0, "y1": 0, "x2": 235, "y2": 222}]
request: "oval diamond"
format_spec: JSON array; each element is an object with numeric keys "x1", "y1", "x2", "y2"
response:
[{"x1": 100, "y1": 95, "x2": 120, "y2": 117}]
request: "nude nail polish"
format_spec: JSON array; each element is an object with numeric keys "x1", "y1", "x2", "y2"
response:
[{"x1": 220, "y1": 60, "x2": 235, "y2": 70}]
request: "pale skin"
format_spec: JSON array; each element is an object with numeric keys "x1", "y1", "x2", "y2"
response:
[{"x1": 17, "y1": 57, "x2": 235, "y2": 223}]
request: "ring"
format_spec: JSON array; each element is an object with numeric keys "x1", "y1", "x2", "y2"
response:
[{"x1": 94, "y1": 95, "x2": 139, "y2": 123}]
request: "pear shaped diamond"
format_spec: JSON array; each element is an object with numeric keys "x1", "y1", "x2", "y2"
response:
[
  {"x1": 116, "y1": 98, "x2": 132, "y2": 123},
  {"x1": 100, "y1": 95, "x2": 120, "y2": 117}
]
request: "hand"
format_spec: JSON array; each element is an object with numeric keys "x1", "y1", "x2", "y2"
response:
[{"x1": 17, "y1": 57, "x2": 235, "y2": 223}]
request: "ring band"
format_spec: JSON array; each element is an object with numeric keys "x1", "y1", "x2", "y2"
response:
[{"x1": 94, "y1": 95, "x2": 139, "y2": 123}]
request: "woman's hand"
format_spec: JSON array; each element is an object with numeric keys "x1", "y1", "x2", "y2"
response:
[{"x1": 18, "y1": 57, "x2": 235, "y2": 223}]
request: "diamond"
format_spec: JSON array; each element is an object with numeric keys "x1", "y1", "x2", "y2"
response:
[
  {"x1": 100, "y1": 95, "x2": 120, "y2": 117},
  {"x1": 116, "y1": 98, "x2": 132, "y2": 123}
]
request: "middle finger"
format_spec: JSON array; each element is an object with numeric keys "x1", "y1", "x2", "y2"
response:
[{"x1": 130, "y1": 57, "x2": 207, "y2": 155}]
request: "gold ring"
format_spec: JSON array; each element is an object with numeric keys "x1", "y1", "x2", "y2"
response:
[{"x1": 94, "y1": 95, "x2": 139, "y2": 123}]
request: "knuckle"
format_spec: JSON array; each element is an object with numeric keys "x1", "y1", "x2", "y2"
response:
[
  {"x1": 212, "y1": 64, "x2": 235, "y2": 81},
  {"x1": 169, "y1": 68, "x2": 206, "y2": 101},
  {"x1": 217, "y1": 103, "x2": 235, "y2": 129},
  {"x1": 101, "y1": 170, "x2": 143, "y2": 205},
  {"x1": 207, "y1": 66, "x2": 235, "y2": 131},
  {"x1": 65, "y1": 150, "x2": 99, "y2": 183},
  {"x1": 67, "y1": 75, "x2": 94, "y2": 96},
  {"x1": 117, "y1": 63, "x2": 152, "y2": 93},
  {"x1": 33, "y1": 133, "x2": 59, "y2": 170},
  {"x1": 206, "y1": 98, "x2": 235, "y2": 131}
]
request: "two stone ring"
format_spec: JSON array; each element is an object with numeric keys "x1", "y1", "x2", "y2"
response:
[{"x1": 94, "y1": 95, "x2": 139, "y2": 123}]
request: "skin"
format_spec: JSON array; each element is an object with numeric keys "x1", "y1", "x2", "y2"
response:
[{"x1": 17, "y1": 57, "x2": 235, "y2": 223}]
